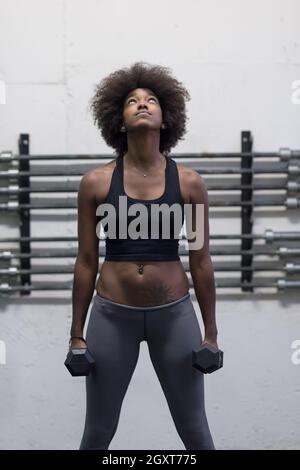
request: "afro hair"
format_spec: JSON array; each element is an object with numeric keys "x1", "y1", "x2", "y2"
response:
[{"x1": 89, "y1": 61, "x2": 191, "y2": 157}]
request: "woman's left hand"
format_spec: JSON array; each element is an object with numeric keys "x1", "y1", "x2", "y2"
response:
[{"x1": 201, "y1": 337, "x2": 218, "y2": 350}]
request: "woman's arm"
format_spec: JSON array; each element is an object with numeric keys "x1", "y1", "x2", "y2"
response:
[
  {"x1": 187, "y1": 171, "x2": 218, "y2": 347},
  {"x1": 70, "y1": 171, "x2": 100, "y2": 346}
]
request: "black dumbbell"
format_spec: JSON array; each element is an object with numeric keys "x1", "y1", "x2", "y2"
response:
[
  {"x1": 192, "y1": 343, "x2": 223, "y2": 374},
  {"x1": 64, "y1": 347, "x2": 95, "y2": 377}
]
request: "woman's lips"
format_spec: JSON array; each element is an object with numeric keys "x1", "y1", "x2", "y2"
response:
[{"x1": 136, "y1": 111, "x2": 151, "y2": 116}]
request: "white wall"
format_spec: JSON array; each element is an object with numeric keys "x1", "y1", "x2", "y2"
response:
[{"x1": 0, "y1": 0, "x2": 300, "y2": 450}]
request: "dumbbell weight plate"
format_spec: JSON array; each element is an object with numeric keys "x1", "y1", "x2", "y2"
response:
[
  {"x1": 192, "y1": 344, "x2": 224, "y2": 374},
  {"x1": 64, "y1": 348, "x2": 95, "y2": 377}
]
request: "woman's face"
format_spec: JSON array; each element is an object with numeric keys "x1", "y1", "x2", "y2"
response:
[{"x1": 122, "y1": 87, "x2": 163, "y2": 132}]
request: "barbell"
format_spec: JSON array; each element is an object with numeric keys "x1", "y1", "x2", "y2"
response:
[
  {"x1": 1, "y1": 278, "x2": 300, "y2": 294},
  {"x1": 1, "y1": 147, "x2": 299, "y2": 162}
]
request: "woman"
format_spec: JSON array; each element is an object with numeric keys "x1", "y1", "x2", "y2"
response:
[{"x1": 70, "y1": 62, "x2": 218, "y2": 450}]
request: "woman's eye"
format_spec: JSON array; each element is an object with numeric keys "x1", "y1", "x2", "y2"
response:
[{"x1": 128, "y1": 97, "x2": 156, "y2": 104}]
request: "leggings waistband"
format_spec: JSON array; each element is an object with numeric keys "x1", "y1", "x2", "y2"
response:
[{"x1": 94, "y1": 291, "x2": 190, "y2": 311}]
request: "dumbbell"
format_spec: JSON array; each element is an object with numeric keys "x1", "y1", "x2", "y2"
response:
[
  {"x1": 64, "y1": 340, "x2": 95, "y2": 377},
  {"x1": 192, "y1": 343, "x2": 223, "y2": 374}
]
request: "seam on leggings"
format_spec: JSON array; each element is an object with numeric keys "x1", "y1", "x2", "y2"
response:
[{"x1": 144, "y1": 312, "x2": 147, "y2": 341}]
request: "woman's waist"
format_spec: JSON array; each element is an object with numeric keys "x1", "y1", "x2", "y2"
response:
[
  {"x1": 100, "y1": 259, "x2": 186, "y2": 279},
  {"x1": 97, "y1": 260, "x2": 189, "y2": 305}
]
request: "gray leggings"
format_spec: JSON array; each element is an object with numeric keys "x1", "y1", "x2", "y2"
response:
[{"x1": 79, "y1": 292, "x2": 215, "y2": 450}]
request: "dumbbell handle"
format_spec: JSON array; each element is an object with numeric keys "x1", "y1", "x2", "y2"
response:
[{"x1": 69, "y1": 335, "x2": 86, "y2": 345}]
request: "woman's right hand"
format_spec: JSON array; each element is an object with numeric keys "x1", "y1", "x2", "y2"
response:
[{"x1": 69, "y1": 337, "x2": 87, "y2": 349}]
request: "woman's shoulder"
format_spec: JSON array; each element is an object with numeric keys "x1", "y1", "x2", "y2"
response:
[
  {"x1": 174, "y1": 160, "x2": 206, "y2": 205},
  {"x1": 79, "y1": 158, "x2": 117, "y2": 204},
  {"x1": 173, "y1": 162, "x2": 197, "y2": 205},
  {"x1": 175, "y1": 160, "x2": 201, "y2": 182}
]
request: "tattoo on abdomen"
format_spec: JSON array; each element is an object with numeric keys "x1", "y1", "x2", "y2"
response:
[{"x1": 140, "y1": 284, "x2": 178, "y2": 305}]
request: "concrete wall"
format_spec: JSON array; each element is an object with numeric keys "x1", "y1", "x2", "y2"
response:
[{"x1": 0, "y1": 0, "x2": 300, "y2": 450}]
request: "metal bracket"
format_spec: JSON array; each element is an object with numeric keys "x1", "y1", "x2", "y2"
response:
[
  {"x1": 18, "y1": 133, "x2": 31, "y2": 295},
  {"x1": 241, "y1": 131, "x2": 253, "y2": 292}
]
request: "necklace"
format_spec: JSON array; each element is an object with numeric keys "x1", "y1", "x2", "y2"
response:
[
  {"x1": 129, "y1": 156, "x2": 166, "y2": 178},
  {"x1": 138, "y1": 171, "x2": 147, "y2": 178},
  {"x1": 133, "y1": 165, "x2": 152, "y2": 178}
]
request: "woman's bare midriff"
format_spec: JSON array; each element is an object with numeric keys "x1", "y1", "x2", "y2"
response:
[
  {"x1": 94, "y1": 155, "x2": 191, "y2": 307},
  {"x1": 95, "y1": 260, "x2": 189, "y2": 307}
]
